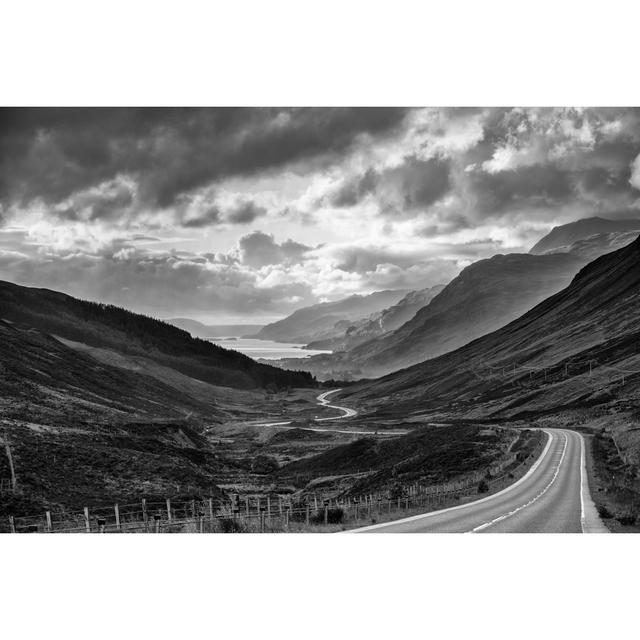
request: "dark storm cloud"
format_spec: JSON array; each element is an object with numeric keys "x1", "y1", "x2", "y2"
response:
[
  {"x1": 467, "y1": 164, "x2": 575, "y2": 215},
  {"x1": 238, "y1": 231, "x2": 311, "y2": 268},
  {"x1": 0, "y1": 107, "x2": 410, "y2": 215},
  {"x1": 327, "y1": 156, "x2": 451, "y2": 214}
]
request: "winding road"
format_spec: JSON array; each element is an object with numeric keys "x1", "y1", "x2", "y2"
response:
[
  {"x1": 349, "y1": 428, "x2": 608, "y2": 533},
  {"x1": 255, "y1": 389, "x2": 401, "y2": 436}
]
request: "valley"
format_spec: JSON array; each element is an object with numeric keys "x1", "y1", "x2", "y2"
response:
[{"x1": 2, "y1": 218, "x2": 640, "y2": 532}]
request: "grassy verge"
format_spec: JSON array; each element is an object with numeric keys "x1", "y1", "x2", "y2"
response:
[{"x1": 584, "y1": 431, "x2": 640, "y2": 532}]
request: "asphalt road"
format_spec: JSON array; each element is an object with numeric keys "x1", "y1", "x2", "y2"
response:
[{"x1": 350, "y1": 428, "x2": 608, "y2": 533}]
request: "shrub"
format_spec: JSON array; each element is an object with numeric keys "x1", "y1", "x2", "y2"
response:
[
  {"x1": 597, "y1": 504, "x2": 613, "y2": 519},
  {"x1": 477, "y1": 480, "x2": 489, "y2": 494},
  {"x1": 311, "y1": 507, "x2": 344, "y2": 525},
  {"x1": 218, "y1": 517, "x2": 247, "y2": 533},
  {"x1": 251, "y1": 455, "x2": 280, "y2": 474},
  {"x1": 615, "y1": 511, "x2": 636, "y2": 526}
]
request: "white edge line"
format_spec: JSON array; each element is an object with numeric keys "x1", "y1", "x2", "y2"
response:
[
  {"x1": 578, "y1": 431, "x2": 609, "y2": 534},
  {"x1": 468, "y1": 431, "x2": 568, "y2": 532},
  {"x1": 345, "y1": 429, "x2": 554, "y2": 533},
  {"x1": 579, "y1": 432, "x2": 586, "y2": 532}
]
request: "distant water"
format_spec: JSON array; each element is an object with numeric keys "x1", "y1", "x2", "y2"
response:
[{"x1": 208, "y1": 337, "x2": 331, "y2": 360}]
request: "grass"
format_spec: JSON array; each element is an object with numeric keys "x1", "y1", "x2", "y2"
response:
[{"x1": 585, "y1": 431, "x2": 640, "y2": 532}]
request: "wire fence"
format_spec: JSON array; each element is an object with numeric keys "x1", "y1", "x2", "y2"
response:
[
  {"x1": 1, "y1": 431, "x2": 546, "y2": 533},
  {"x1": 480, "y1": 355, "x2": 640, "y2": 386}
]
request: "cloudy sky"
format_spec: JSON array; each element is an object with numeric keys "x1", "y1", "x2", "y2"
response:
[{"x1": 1, "y1": 107, "x2": 640, "y2": 323}]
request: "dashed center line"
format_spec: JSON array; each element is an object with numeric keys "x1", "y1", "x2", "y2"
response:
[{"x1": 468, "y1": 431, "x2": 568, "y2": 533}]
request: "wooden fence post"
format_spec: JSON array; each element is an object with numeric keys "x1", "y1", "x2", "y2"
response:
[
  {"x1": 154, "y1": 515, "x2": 161, "y2": 533},
  {"x1": 305, "y1": 503, "x2": 310, "y2": 526},
  {"x1": 354, "y1": 499, "x2": 359, "y2": 521},
  {"x1": 142, "y1": 499, "x2": 148, "y2": 532},
  {"x1": 45, "y1": 511, "x2": 52, "y2": 533},
  {"x1": 284, "y1": 507, "x2": 290, "y2": 529},
  {"x1": 166, "y1": 498, "x2": 172, "y2": 522},
  {"x1": 267, "y1": 496, "x2": 271, "y2": 523},
  {"x1": 8, "y1": 515, "x2": 16, "y2": 533},
  {"x1": 245, "y1": 496, "x2": 249, "y2": 516},
  {"x1": 115, "y1": 504, "x2": 121, "y2": 531},
  {"x1": 208, "y1": 498, "x2": 214, "y2": 521},
  {"x1": 260, "y1": 508, "x2": 265, "y2": 533},
  {"x1": 324, "y1": 501, "x2": 329, "y2": 526},
  {"x1": 84, "y1": 507, "x2": 91, "y2": 533}
]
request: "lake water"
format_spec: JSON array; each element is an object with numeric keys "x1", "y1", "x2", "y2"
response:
[{"x1": 208, "y1": 337, "x2": 331, "y2": 360}]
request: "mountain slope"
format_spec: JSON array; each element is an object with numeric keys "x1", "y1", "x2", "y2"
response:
[
  {"x1": 344, "y1": 235, "x2": 640, "y2": 418},
  {"x1": 305, "y1": 284, "x2": 445, "y2": 351},
  {"x1": 0, "y1": 280, "x2": 313, "y2": 390},
  {"x1": 530, "y1": 216, "x2": 640, "y2": 255},
  {"x1": 272, "y1": 252, "x2": 587, "y2": 380},
  {"x1": 166, "y1": 318, "x2": 263, "y2": 338},
  {"x1": 254, "y1": 289, "x2": 409, "y2": 344}
]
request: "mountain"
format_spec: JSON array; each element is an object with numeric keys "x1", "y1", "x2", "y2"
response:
[
  {"x1": 0, "y1": 280, "x2": 313, "y2": 391},
  {"x1": 305, "y1": 284, "x2": 445, "y2": 351},
  {"x1": 530, "y1": 216, "x2": 640, "y2": 255},
  {"x1": 344, "y1": 234, "x2": 640, "y2": 422},
  {"x1": 253, "y1": 289, "x2": 409, "y2": 344},
  {"x1": 270, "y1": 252, "x2": 587, "y2": 380},
  {"x1": 166, "y1": 318, "x2": 263, "y2": 338}
]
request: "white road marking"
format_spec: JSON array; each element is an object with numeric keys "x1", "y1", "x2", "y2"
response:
[
  {"x1": 579, "y1": 432, "x2": 586, "y2": 531},
  {"x1": 468, "y1": 431, "x2": 568, "y2": 532},
  {"x1": 347, "y1": 430, "x2": 554, "y2": 533},
  {"x1": 578, "y1": 432, "x2": 609, "y2": 533}
]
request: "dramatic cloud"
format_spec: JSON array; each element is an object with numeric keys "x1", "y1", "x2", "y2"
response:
[
  {"x1": 237, "y1": 231, "x2": 310, "y2": 268},
  {"x1": 2, "y1": 107, "x2": 640, "y2": 321}
]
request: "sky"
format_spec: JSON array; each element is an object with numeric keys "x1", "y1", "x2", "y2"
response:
[{"x1": 1, "y1": 107, "x2": 640, "y2": 324}]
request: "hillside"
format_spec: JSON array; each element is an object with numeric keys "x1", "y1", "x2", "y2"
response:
[
  {"x1": 530, "y1": 216, "x2": 640, "y2": 255},
  {"x1": 270, "y1": 252, "x2": 586, "y2": 380},
  {"x1": 343, "y1": 235, "x2": 640, "y2": 423},
  {"x1": 305, "y1": 284, "x2": 445, "y2": 351},
  {"x1": 0, "y1": 280, "x2": 313, "y2": 391},
  {"x1": 166, "y1": 318, "x2": 263, "y2": 338},
  {"x1": 253, "y1": 289, "x2": 409, "y2": 344}
]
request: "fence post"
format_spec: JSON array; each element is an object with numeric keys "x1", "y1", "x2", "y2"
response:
[
  {"x1": 142, "y1": 499, "x2": 149, "y2": 532},
  {"x1": 8, "y1": 515, "x2": 16, "y2": 533},
  {"x1": 305, "y1": 503, "x2": 310, "y2": 526},
  {"x1": 324, "y1": 501, "x2": 329, "y2": 526},
  {"x1": 84, "y1": 507, "x2": 91, "y2": 533},
  {"x1": 354, "y1": 499, "x2": 359, "y2": 521},
  {"x1": 260, "y1": 508, "x2": 265, "y2": 533},
  {"x1": 284, "y1": 507, "x2": 290, "y2": 529},
  {"x1": 267, "y1": 496, "x2": 271, "y2": 524},
  {"x1": 154, "y1": 515, "x2": 161, "y2": 533},
  {"x1": 45, "y1": 511, "x2": 52, "y2": 533},
  {"x1": 314, "y1": 494, "x2": 318, "y2": 511},
  {"x1": 115, "y1": 504, "x2": 121, "y2": 531},
  {"x1": 166, "y1": 498, "x2": 172, "y2": 522},
  {"x1": 245, "y1": 496, "x2": 249, "y2": 517},
  {"x1": 208, "y1": 498, "x2": 214, "y2": 521}
]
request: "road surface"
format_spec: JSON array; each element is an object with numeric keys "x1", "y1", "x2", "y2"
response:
[
  {"x1": 349, "y1": 428, "x2": 608, "y2": 533},
  {"x1": 254, "y1": 389, "x2": 393, "y2": 436}
]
